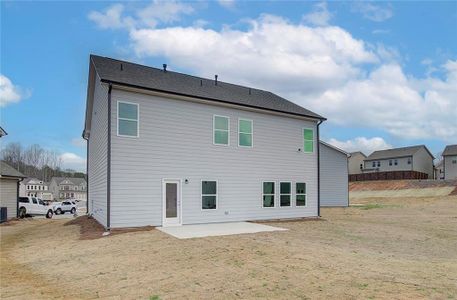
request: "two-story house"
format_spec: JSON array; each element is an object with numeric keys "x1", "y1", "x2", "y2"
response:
[
  {"x1": 83, "y1": 55, "x2": 326, "y2": 229},
  {"x1": 19, "y1": 177, "x2": 53, "y2": 200},
  {"x1": 363, "y1": 145, "x2": 434, "y2": 178},
  {"x1": 441, "y1": 144, "x2": 457, "y2": 180},
  {"x1": 49, "y1": 177, "x2": 87, "y2": 201},
  {"x1": 348, "y1": 151, "x2": 367, "y2": 175}
]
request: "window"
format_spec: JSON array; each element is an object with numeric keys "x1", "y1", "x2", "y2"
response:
[
  {"x1": 389, "y1": 160, "x2": 392, "y2": 166},
  {"x1": 213, "y1": 116, "x2": 229, "y2": 145},
  {"x1": 202, "y1": 181, "x2": 217, "y2": 210},
  {"x1": 280, "y1": 182, "x2": 291, "y2": 207},
  {"x1": 377, "y1": 161, "x2": 381, "y2": 167},
  {"x1": 263, "y1": 182, "x2": 275, "y2": 207},
  {"x1": 32, "y1": 198, "x2": 37, "y2": 204},
  {"x1": 359, "y1": 163, "x2": 363, "y2": 170},
  {"x1": 407, "y1": 157, "x2": 412, "y2": 165},
  {"x1": 238, "y1": 119, "x2": 253, "y2": 147},
  {"x1": 452, "y1": 157, "x2": 457, "y2": 164},
  {"x1": 19, "y1": 197, "x2": 29, "y2": 203},
  {"x1": 303, "y1": 128, "x2": 314, "y2": 153},
  {"x1": 38, "y1": 199, "x2": 44, "y2": 205},
  {"x1": 118, "y1": 101, "x2": 139, "y2": 137},
  {"x1": 296, "y1": 183, "x2": 307, "y2": 206},
  {"x1": 394, "y1": 159, "x2": 398, "y2": 166},
  {"x1": 372, "y1": 161, "x2": 376, "y2": 168}
]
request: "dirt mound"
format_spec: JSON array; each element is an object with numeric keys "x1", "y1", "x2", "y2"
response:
[{"x1": 350, "y1": 179, "x2": 457, "y2": 192}]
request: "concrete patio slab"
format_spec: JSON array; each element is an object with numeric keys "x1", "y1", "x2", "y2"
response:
[{"x1": 157, "y1": 222, "x2": 287, "y2": 239}]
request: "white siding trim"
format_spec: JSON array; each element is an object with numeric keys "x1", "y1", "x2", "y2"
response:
[{"x1": 201, "y1": 179, "x2": 218, "y2": 211}]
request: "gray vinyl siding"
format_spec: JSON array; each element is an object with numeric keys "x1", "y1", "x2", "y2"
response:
[
  {"x1": 364, "y1": 156, "x2": 412, "y2": 172},
  {"x1": 319, "y1": 143, "x2": 348, "y2": 207},
  {"x1": 412, "y1": 148, "x2": 434, "y2": 178},
  {"x1": 88, "y1": 77, "x2": 109, "y2": 227},
  {"x1": 348, "y1": 152, "x2": 365, "y2": 175},
  {"x1": 444, "y1": 156, "x2": 457, "y2": 180},
  {"x1": 0, "y1": 178, "x2": 18, "y2": 219},
  {"x1": 109, "y1": 88, "x2": 319, "y2": 228}
]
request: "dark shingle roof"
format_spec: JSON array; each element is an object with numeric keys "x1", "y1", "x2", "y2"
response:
[
  {"x1": 90, "y1": 55, "x2": 325, "y2": 120},
  {"x1": 366, "y1": 145, "x2": 434, "y2": 160},
  {"x1": 1, "y1": 161, "x2": 25, "y2": 178},
  {"x1": 442, "y1": 144, "x2": 457, "y2": 156}
]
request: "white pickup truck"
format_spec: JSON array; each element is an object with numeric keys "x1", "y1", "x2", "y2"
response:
[{"x1": 18, "y1": 197, "x2": 54, "y2": 219}]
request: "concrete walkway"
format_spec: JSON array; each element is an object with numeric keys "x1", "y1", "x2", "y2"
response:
[{"x1": 157, "y1": 222, "x2": 287, "y2": 239}]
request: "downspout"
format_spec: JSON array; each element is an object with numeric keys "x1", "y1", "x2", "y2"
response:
[
  {"x1": 16, "y1": 178, "x2": 23, "y2": 218},
  {"x1": 107, "y1": 84, "x2": 112, "y2": 231},
  {"x1": 86, "y1": 138, "x2": 89, "y2": 214},
  {"x1": 317, "y1": 119, "x2": 323, "y2": 217}
]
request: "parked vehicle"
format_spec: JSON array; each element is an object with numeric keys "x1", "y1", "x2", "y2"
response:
[
  {"x1": 53, "y1": 201, "x2": 77, "y2": 215},
  {"x1": 18, "y1": 197, "x2": 53, "y2": 219}
]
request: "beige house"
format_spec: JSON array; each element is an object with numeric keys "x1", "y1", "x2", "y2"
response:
[
  {"x1": 363, "y1": 145, "x2": 434, "y2": 178},
  {"x1": 1, "y1": 161, "x2": 25, "y2": 221},
  {"x1": 442, "y1": 144, "x2": 457, "y2": 180},
  {"x1": 434, "y1": 160, "x2": 444, "y2": 180},
  {"x1": 49, "y1": 177, "x2": 87, "y2": 200},
  {"x1": 348, "y1": 151, "x2": 366, "y2": 175},
  {"x1": 19, "y1": 177, "x2": 53, "y2": 200}
]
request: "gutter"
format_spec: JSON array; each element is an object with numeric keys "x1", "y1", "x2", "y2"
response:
[
  {"x1": 107, "y1": 83, "x2": 112, "y2": 230},
  {"x1": 316, "y1": 119, "x2": 324, "y2": 217}
]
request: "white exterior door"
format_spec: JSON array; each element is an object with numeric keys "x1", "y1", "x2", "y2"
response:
[{"x1": 162, "y1": 180, "x2": 181, "y2": 227}]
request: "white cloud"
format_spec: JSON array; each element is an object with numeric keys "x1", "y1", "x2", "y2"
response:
[
  {"x1": 352, "y1": 2, "x2": 393, "y2": 22},
  {"x1": 326, "y1": 137, "x2": 392, "y2": 155},
  {"x1": 302, "y1": 2, "x2": 332, "y2": 26},
  {"x1": 0, "y1": 75, "x2": 30, "y2": 107},
  {"x1": 218, "y1": 0, "x2": 235, "y2": 9},
  {"x1": 59, "y1": 152, "x2": 86, "y2": 172},
  {"x1": 88, "y1": 4, "x2": 130, "y2": 29},
  {"x1": 71, "y1": 138, "x2": 86, "y2": 147}
]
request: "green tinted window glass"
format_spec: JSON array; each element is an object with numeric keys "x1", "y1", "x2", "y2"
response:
[
  {"x1": 214, "y1": 131, "x2": 228, "y2": 145},
  {"x1": 263, "y1": 195, "x2": 275, "y2": 207},
  {"x1": 303, "y1": 128, "x2": 313, "y2": 140},
  {"x1": 304, "y1": 141, "x2": 313, "y2": 153},
  {"x1": 118, "y1": 102, "x2": 138, "y2": 120},
  {"x1": 263, "y1": 182, "x2": 275, "y2": 194},
  {"x1": 296, "y1": 183, "x2": 306, "y2": 194},
  {"x1": 118, "y1": 119, "x2": 138, "y2": 136},
  {"x1": 239, "y1": 119, "x2": 252, "y2": 133},
  {"x1": 214, "y1": 116, "x2": 228, "y2": 130},
  {"x1": 296, "y1": 195, "x2": 306, "y2": 206},
  {"x1": 239, "y1": 133, "x2": 252, "y2": 147},
  {"x1": 280, "y1": 182, "x2": 291, "y2": 194},
  {"x1": 202, "y1": 181, "x2": 217, "y2": 195},
  {"x1": 280, "y1": 195, "x2": 291, "y2": 206},
  {"x1": 202, "y1": 196, "x2": 216, "y2": 209}
]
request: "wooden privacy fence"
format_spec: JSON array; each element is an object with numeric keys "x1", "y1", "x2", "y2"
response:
[{"x1": 349, "y1": 171, "x2": 428, "y2": 182}]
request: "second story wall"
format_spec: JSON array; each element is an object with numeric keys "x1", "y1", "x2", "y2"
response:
[
  {"x1": 348, "y1": 153, "x2": 365, "y2": 174},
  {"x1": 444, "y1": 155, "x2": 457, "y2": 179},
  {"x1": 412, "y1": 147, "x2": 434, "y2": 178}
]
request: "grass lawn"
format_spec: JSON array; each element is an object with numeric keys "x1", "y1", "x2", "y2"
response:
[{"x1": 1, "y1": 195, "x2": 457, "y2": 299}]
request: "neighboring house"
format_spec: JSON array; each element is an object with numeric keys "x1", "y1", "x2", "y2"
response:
[
  {"x1": 83, "y1": 55, "x2": 326, "y2": 229},
  {"x1": 319, "y1": 141, "x2": 349, "y2": 207},
  {"x1": 442, "y1": 144, "x2": 457, "y2": 180},
  {"x1": 348, "y1": 151, "x2": 366, "y2": 175},
  {"x1": 0, "y1": 126, "x2": 7, "y2": 138},
  {"x1": 19, "y1": 177, "x2": 53, "y2": 200},
  {"x1": 49, "y1": 177, "x2": 87, "y2": 200},
  {"x1": 363, "y1": 145, "x2": 434, "y2": 178},
  {"x1": 434, "y1": 160, "x2": 444, "y2": 180},
  {"x1": 0, "y1": 161, "x2": 25, "y2": 221}
]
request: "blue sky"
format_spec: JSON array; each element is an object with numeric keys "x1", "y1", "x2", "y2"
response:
[{"x1": 1, "y1": 1, "x2": 456, "y2": 171}]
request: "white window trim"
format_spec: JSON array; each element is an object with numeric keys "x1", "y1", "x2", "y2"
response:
[
  {"x1": 213, "y1": 115, "x2": 230, "y2": 146},
  {"x1": 117, "y1": 101, "x2": 139, "y2": 138},
  {"x1": 303, "y1": 127, "x2": 314, "y2": 154},
  {"x1": 262, "y1": 181, "x2": 276, "y2": 208},
  {"x1": 201, "y1": 179, "x2": 218, "y2": 211},
  {"x1": 295, "y1": 182, "x2": 308, "y2": 207},
  {"x1": 238, "y1": 118, "x2": 253, "y2": 148},
  {"x1": 279, "y1": 181, "x2": 292, "y2": 207}
]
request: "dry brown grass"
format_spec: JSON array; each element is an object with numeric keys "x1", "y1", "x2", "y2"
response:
[{"x1": 1, "y1": 195, "x2": 457, "y2": 299}]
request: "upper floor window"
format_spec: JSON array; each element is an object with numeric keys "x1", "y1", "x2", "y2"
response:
[
  {"x1": 213, "y1": 115, "x2": 229, "y2": 145},
  {"x1": 394, "y1": 159, "x2": 398, "y2": 166},
  {"x1": 372, "y1": 161, "x2": 376, "y2": 168},
  {"x1": 118, "y1": 101, "x2": 139, "y2": 137},
  {"x1": 303, "y1": 128, "x2": 314, "y2": 153},
  {"x1": 238, "y1": 119, "x2": 253, "y2": 147},
  {"x1": 377, "y1": 161, "x2": 381, "y2": 167},
  {"x1": 407, "y1": 158, "x2": 412, "y2": 165}
]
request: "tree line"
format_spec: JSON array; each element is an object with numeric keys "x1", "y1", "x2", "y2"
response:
[{"x1": 1, "y1": 142, "x2": 86, "y2": 182}]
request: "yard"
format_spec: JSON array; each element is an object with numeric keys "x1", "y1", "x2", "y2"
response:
[{"x1": 1, "y1": 195, "x2": 456, "y2": 299}]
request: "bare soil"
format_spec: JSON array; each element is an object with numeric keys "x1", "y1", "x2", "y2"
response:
[{"x1": 1, "y1": 195, "x2": 457, "y2": 299}]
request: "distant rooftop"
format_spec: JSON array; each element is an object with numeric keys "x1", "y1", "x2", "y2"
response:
[
  {"x1": 0, "y1": 161, "x2": 25, "y2": 178},
  {"x1": 442, "y1": 144, "x2": 457, "y2": 156},
  {"x1": 366, "y1": 145, "x2": 434, "y2": 160}
]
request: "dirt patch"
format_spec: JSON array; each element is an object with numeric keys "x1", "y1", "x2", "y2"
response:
[
  {"x1": 350, "y1": 179, "x2": 457, "y2": 192},
  {"x1": 2, "y1": 195, "x2": 457, "y2": 299}
]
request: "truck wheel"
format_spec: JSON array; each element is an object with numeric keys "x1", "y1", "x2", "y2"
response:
[
  {"x1": 19, "y1": 207, "x2": 26, "y2": 218},
  {"x1": 71, "y1": 208, "x2": 76, "y2": 214},
  {"x1": 46, "y1": 210, "x2": 53, "y2": 219},
  {"x1": 56, "y1": 208, "x2": 62, "y2": 215}
]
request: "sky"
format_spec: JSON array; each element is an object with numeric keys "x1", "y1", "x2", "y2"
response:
[{"x1": 1, "y1": 0, "x2": 456, "y2": 171}]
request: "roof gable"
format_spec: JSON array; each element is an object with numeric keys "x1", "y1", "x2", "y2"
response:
[
  {"x1": 442, "y1": 144, "x2": 457, "y2": 156},
  {"x1": 0, "y1": 161, "x2": 25, "y2": 178}
]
